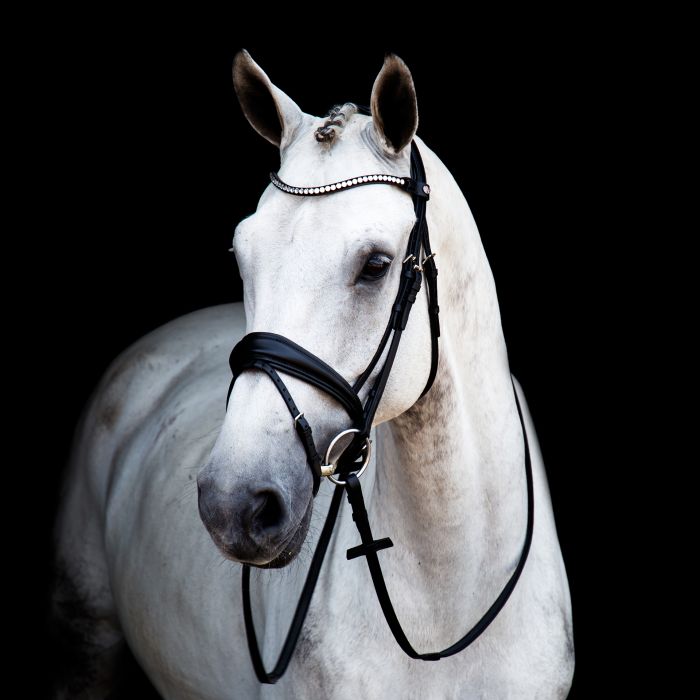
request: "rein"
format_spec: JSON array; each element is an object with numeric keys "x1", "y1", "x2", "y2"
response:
[{"x1": 227, "y1": 141, "x2": 534, "y2": 684}]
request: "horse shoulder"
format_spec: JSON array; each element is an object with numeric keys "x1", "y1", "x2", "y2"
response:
[{"x1": 52, "y1": 303, "x2": 246, "y2": 698}]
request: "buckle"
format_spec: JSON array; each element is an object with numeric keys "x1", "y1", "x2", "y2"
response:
[{"x1": 401, "y1": 178, "x2": 431, "y2": 199}]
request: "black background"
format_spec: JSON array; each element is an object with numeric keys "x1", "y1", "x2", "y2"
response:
[{"x1": 31, "y1": 36, "x2": 633, "y2": 698}]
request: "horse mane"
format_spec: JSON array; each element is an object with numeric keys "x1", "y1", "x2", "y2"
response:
[{"x1": 314, "y1": 103, "x2": 360, "y2": 143}]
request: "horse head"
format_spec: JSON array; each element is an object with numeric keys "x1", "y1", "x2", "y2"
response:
[{"x1": 197, "y1": 51, "x2": 434, "y2": 567}]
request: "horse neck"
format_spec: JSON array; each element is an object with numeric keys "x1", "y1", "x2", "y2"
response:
[{"x1": 370, "y1": 152, "x2": 528, "y2": 641}]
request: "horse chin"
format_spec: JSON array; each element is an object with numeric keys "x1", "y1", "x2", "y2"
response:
[{"x1": 251, "y1": 496, "x2": 313, "y2": 569}]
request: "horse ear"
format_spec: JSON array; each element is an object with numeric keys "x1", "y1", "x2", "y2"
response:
[
  {"x1": 370, "y1": 54, "x2": 419, "y2": 155},
  {"x1": 232, "y1": 50, "x2": 303, "y2": 148}
]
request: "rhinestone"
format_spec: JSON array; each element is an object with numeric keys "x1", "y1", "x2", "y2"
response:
[
  {"x1": 400, "y1": 179, "x2": 405, "y2": 185},
  {"x1": 351, "y1": 178, "x2": 358, "y2": 185},
  {"x1": 361, "y1": 176, "x2": 367, "y2": 182},
  {"x1": 330, "y1": 184, "x2": 336, "y2": 190},
  {"x1": 325, "y1": 185, "x2": 331, "y2": 192},
  {"x1": 423, "y1": 184, "x2": 431, "y2": 194}
]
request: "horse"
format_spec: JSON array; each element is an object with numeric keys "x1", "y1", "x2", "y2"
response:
[{"x1": 52, "y1": 51, "x2": 574, "y2": 699}]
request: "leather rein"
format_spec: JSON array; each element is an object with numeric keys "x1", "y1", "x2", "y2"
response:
[{"x1": 227, "y1": 141, "x2": 534, "y2": 684}]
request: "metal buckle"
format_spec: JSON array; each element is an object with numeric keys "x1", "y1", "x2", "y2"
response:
[{"x1": 320, "y1": 428, "x2": 372, "y2": 485}]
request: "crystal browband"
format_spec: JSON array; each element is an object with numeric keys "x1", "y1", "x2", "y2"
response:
[{"x1": 270, "y1": 171, "x2": 431, "y2": 199}]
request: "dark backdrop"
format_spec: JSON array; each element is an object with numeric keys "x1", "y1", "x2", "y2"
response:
[{"x1": 33, "y1": 38, "x2": 628, "y2": 698}]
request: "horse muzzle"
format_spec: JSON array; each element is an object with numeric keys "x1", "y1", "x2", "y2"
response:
[{"x1": 197, "y1": 469, "x2": 313, "y2": 567}]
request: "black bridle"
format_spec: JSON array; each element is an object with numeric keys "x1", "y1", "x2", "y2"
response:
[{"x1": 227, "y1": 141, "x2": 534, "y2": 684}]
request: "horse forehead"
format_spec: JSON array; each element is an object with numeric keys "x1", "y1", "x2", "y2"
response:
[{"x1": 251, "y1": 185, "x2": 414, "y2": 255}]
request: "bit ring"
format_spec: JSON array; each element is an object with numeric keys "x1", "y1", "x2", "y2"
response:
[{"x1": 319, "y1": 428, "x2": 372, "y2": 485}]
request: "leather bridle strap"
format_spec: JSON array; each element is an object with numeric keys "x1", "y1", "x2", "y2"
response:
[
  {"x1": 242, "y1": 484, "x2": 345, "y2": 683},
  {"x1": 240, "y1": 378, "x2": 533, "y2": 684},
  {"x1": 342, "y1": 377, "x2": 534, "y2": 660},
  {"x1": 339, "y1": 142, "x2": 436, "y2": 468}
]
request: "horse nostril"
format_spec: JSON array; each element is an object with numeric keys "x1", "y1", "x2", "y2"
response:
[{"x1": 251, "y1": 489, "x2": 285, "y2": 533}]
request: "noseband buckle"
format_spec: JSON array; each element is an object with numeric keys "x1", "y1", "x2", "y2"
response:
[{"x1": 320, "y1": 428, "x2": 372, "y2": 484}]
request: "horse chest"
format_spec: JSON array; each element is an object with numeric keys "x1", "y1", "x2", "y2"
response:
[{"x1": 286, "y1": 606, "x2": 474, "y2": 699}]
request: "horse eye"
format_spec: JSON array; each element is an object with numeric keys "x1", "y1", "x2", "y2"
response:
[{"x1": 360, "y1": 253, "x2": 392, "y2": 281}]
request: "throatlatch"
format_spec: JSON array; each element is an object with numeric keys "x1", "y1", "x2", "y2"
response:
[{"x1": 226, "y1": 141, "x2": 533, "y2": 685}]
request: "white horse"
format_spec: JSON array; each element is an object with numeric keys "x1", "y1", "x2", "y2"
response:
[{"x1": 53, "y1": 51, "x2": 574, "y2": 699}]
